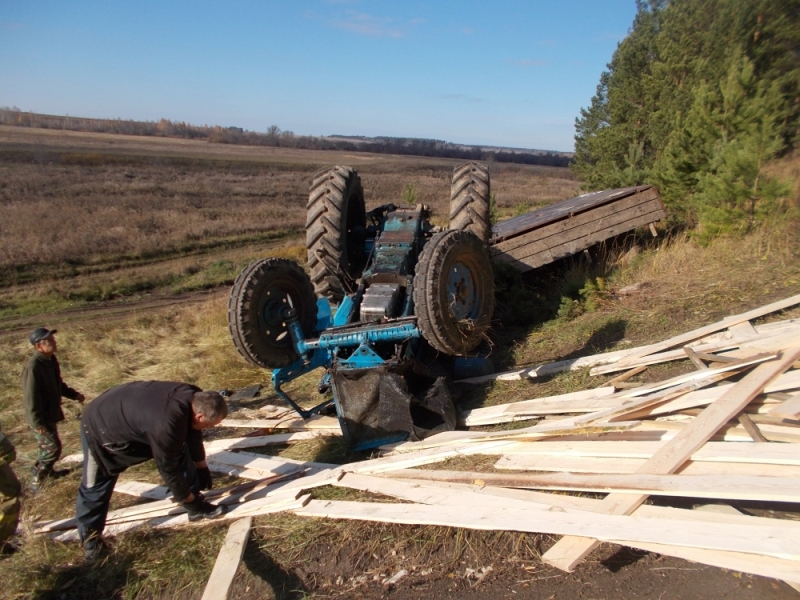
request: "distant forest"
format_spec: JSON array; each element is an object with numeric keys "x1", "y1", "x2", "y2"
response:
[{"x1": 0, "y1": 108, "x2": 572, "y2": 168}]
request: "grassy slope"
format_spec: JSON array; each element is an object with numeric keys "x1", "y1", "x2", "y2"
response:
[
  {"x1": 1, "y1": 130, "x2": 798, "y2": 597},
  {"x1": 1, "y1": 215, "x2": 798, "y2": 598}
]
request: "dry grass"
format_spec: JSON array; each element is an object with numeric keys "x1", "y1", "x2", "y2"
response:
[
  {"x1": 1, "y1": 126, "x2": 798, "y2": 598},
  {"x1": 0, "y1": 125, "x2": 575, "y2": 282}
]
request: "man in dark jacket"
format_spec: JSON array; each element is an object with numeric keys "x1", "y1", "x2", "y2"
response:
[
  {"x1": 22, "y1": 327, "x2": 85, "y2": 490},
  {"x1": 0, "y1": 425, "x2": 21, "y2": 551},
  {"x1": 76, "y1": 381, "x2": 229, "y2": 562}
]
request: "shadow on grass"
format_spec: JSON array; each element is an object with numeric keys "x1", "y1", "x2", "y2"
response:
[
  {"x1": 600, "y1": 546, "x2": 649, "y2": 573},
  {"x1": 29, "y1": 553, "x2": 135, "y2": 600},
  {"x1": 233, "y1": 538, "x2": 308, "y2": 600}
]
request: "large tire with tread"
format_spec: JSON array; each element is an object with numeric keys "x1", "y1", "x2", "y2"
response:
[
  {"x1": 306, "y1": 166, "x2": 367, "y2": 303},
  {"x1": 449, "y1": 161, "x2": 491, "y2": 244},
  {"x1": 228, "y1": 258, "x2": 317, "y2": 369},
  {"x1": 413, "y1": 230, "x2": 495, "y2": 356}
]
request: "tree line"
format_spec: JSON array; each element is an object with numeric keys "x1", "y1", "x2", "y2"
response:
[
  {"x1": 572, "y1": 0, "x2": 800, "y2": 240},
  {"x1": 0, "y1": 108, "x2": 571, "y2": 168}
]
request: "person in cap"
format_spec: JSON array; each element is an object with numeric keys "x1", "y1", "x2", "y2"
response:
[
  {"x1": 0, "y1": 424, "x2": 21, "y2": 551},
  {"x1": 76, "y1": 381, "x2": 228, "y2": 562},
  {"x1": 21, "y1": 327, "x2": 85, "y2": 491}
]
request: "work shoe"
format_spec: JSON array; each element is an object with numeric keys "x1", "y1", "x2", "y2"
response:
[
  {"x1": 183, "y1": 497, "x2": 227, "y2": 522},
  {"x1": 47, "y1": 468, "x2": 71, "y2": 480},
  {"x1": 83, "y1": 536, "x2": 109, "y2": 564}
]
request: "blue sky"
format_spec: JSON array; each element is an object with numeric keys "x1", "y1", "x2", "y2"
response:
[{"x1": 0, "y1": 1, "x2": 638, "y2": 152}]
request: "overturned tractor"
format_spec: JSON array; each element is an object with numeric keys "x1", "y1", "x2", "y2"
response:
[{"x1": 227, "y1": 162, "x2": 495, "y2": 449}]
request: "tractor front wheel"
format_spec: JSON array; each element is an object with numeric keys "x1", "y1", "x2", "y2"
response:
[
  {"x1": 227, "y1": 258, "x2": 317, "y2": 369},
  {"x1": 413, "y1": 230, "x2": 495, "y2": 355}
]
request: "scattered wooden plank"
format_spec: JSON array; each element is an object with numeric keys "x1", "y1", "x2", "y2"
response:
[
  {"x1": 542, "y1": 345, "x2": 800, "y2": 572},
  {"x1": 607, "y1": 366, "x2": 648, "y2": 387},
  {"x1": 200, "y1": 517, "x2": 252, "y2": 600},
  {"x1": 206, "y1": 451, "x2": 336, "y2": 474},
  {"x1": 493, "y1": 454, "x2": 800, "y2": 478},
  {"x1": 380, "y1": 420, "x2": 639, "y2": 452},
  {"x1": 738, "y1": 413, "x2": 768, "y2": 442},
  {"x1": 492, "y1": 439, "x2": 800, "y2": 464},
  {"x1": 768, "y1": 392, "x2": 800, "y2": 420},
  {"x1": 295, "y1": 499, "x2": 800, "y2": 560},
  {"x1": 684, "y1": 347, "x2": 709, "y2": 370},
  {"x1": 728, "y1": 321, "x2": 759, "y2": 337},
  {"x1": 53, "y1": 494, "x2": 311, "y2": 543},
  {"x1": 569, "y1": 354, "x2": 774, "y2": 426},
  {"x1": 220, "y1": 415, "x2": 340, "y2": 430},
  {"x1": 366, "y1": 442, "x2": 520, "y2": 473},
  {"x1": 458, "y1": 319, "x2": 800, "y2": 384},
  {"x1": 611, "y1": 293, "x2": 800, "y2": 369},
  {"x1": 204, "y1": 431, "x2": 336, "y2": 452},
  {"x1": 115, "y1": 481, "x2": 171, "y2": 500},
  {"x1": 373, "y1": 478, "x2": 800, "y2": 584},
  {"x1": 425, "y1": 471, "x2": 800, "y2": 503},
  {"x1": 460, "y1": 387, "x2": 616, "y2": 426}
]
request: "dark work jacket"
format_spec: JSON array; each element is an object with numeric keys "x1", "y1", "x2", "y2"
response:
[
  {"x1": 82, "y1": 381, "x2": 205, "y2": 502},
  {"x1": 22, "y1": 352, "x2": 80, "y2": 429}
]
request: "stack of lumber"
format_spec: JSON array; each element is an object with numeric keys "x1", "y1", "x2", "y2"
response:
[{"x1": 35, "y1": 293, "x2": 800, "y2": 592}]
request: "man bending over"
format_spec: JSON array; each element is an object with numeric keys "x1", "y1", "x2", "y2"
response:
[{"x1": 76, "y1": 381, "x2": 228, "y2": 562}]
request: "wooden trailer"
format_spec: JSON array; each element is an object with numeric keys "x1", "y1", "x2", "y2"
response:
[{"x1": 489, "y1": 185, "x2": 667, "y2": 272}]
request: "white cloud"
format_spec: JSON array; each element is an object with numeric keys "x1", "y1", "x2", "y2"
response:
[{"x1": 330, "y1": 11, "x2": 423, "y2": 38}]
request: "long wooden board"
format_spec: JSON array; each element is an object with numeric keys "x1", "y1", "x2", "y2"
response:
[
  {"x1": 491, "y1": 439, "x2": 800, "y2": 464},
  {"x1": 376, "y1": 475, "x2": 800, "y2": 583},
  {"x1": 612, "y1": 293, "x2": 800, "y2": 368},
  {"x1": 456, "y1": 318, "x2": 800, "y2": 384},
  {"x1": 434, "y1": 471, "x2": 800, "y2": 502},
  {"x1": 542, "y1": 345, "x2": 800, "y2": 571},
  {"x1": 769, "y1": 392, "x2": 800, "y2": 420},
  {"x1": 494, "y1": 454, "x2": 800, "y2": 478},
  {"x1": 201, "y1": 518, "x2": 252, "y2": 600},
  {"x1": 460, "y1": 387, "x2": 617, "y2": 425},
  {"x1": 295, "y1": 499, "x2": 800, "y2": 560}
]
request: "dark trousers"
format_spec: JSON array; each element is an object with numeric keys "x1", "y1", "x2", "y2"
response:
[{"x1": 75, "y1": 430, "x2": 200, "y2": 544}]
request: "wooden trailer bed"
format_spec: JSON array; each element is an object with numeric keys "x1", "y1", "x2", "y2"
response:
[{"x1": 489, "y1": 185, "x2": 667, "y2": 272}]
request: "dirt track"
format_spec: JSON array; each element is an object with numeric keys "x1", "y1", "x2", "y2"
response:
[{"x1": 0, "y1": 286, "x2": 227, "y2": 339}]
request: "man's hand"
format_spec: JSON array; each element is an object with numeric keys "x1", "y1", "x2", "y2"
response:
[
  {"x1": 197, "y1": 466, "x2": 213, "y2": 490},
  {"x1": 76, "y1": 393, "x2": 86, "y2": 403}
]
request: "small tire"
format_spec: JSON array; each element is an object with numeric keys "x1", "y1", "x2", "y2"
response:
[
  {"x1": 306, "y1": 166, "x2": 367, "y2": 303},
  {"x1": 228, "y1": 258, "x2": 317, "y2": 369},
  {"x1": 413, "y1": 230, "x2": 495, "y2": 355},
  {"x1": 449, "y1": 161, "x2": 491, "y2": 244}
]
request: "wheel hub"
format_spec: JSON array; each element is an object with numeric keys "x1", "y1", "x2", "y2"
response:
[{"x1": 447, "y1": 261, "x2": 476, "y2": 320}]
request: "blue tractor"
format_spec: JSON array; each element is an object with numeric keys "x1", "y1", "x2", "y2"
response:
[{"x1": 227, "y1": 163, "x2": 495, "y2": 449}]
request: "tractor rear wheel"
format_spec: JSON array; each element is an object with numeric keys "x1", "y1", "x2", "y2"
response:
[
  {"x1": 413, "y1": 229, "x2": 495, "y2": 356},
  {"x1": 449, "y1": 161, "x2": 491, "y2": 244},
  {"x1": 306, "y1": 166, "x2": 367, "y2": 304},
  {"x1": 228, "y1": 258, "x2": 317, "y2": 369}
]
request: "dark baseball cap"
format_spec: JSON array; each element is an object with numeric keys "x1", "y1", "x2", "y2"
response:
[{"x1": 29, "y1": 327, "x2": 57, "y2": 345}]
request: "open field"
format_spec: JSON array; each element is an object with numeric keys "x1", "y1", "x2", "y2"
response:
[
  {"x1": 0, "y1": 128, "x2": 799, "y2": 599},
  {"x1": 0, "y1": 125, "x2": 577, "y2": 322}
]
